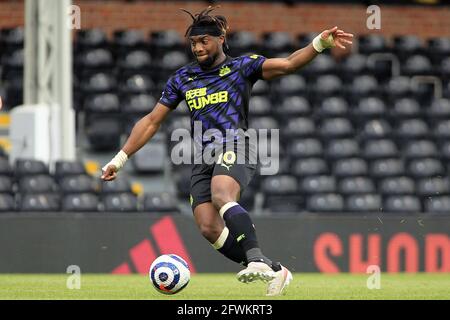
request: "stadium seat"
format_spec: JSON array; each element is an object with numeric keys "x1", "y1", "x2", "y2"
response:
[
  {"x1": 385, "y1": 76, "x2": 411, "y2": 100},
  {"x1": 359, "y1": 119, "x2": 392, "y2": 141},
  {"x1": 19, "y1": 193, "x2": 60, "y2": 212},
  {"x1": 143, "y1": 193, "x2": 179, "y2": 213},
  {"x1": 100, "y1": 176, "x2": 132, "y2": 194},
  {"x1": 333, "y1": 158, "x2": 369, "y2": 178},
  {"x1": 325, "y1": 139, "x2": 360, "y2": 160},
  {"x1": 0, "y1": 193, "x2": 15, "y2": 211},
  {"x1": 75, "y1": 48, "x2": 114, "y2": 71},
  {"x1": 59, "y1": 174, "x2": 97, "y2": 194},
  {"x1": 15, "y1": 159, "x2": 49, "y2": 178},
  {"x1": 362, "y1": 139, "x2": 398, "y2": 160},
  {"x1": 345, "y1": 194, "x2": 382, "y2": 213},
  {"x1": 249, "y1": 96, "x2": 272, "y2": 117},
  {"x1": 252, "y1": 80, "x2": 270, "y2": 96},
  {"x1": 395, "y1": 119, "x2": 430, "y2": 140},
  {"x1": 302, "y1": 54, "x2": 336, "y2": 77},
  {"x1": 403, "y1": 140, "x2": 438, "y2": 160},
  {"x1": 117, "y1": 50, "x2": 152, "y2": 72},
  {"x1": 352, "y1": 97, "x2": 386, "y2": 120},
  {"x1": 407, "y1": 158, "x2": 445, "y2": 178},
  {"x1": 316, "y1": 96, "x2": 349, "y2": 118},
  {"x1": 319, "y1": 118, "x2": 354, "y2": 138},
  {"x1": 312, "y1": 75, "x2": 343, "y2": 98},
  {"x1": 427, "y1": 98, "x2": 450, "y2": 120},
  {"x1": 84, "y1": 93, "x2": 120, "y2": 113},
  {"x1": 102, "y1": 192, "x2": 139, "y2": 212},
  {"x1": 18, "y1": 175, "x2": 57, "y2": 194},
  {"x1": 338, "y1": 177, "x2": 376, "y2": 195},
  {"x1": 80, "y1": 72, "x2": 117, "y2": 94},
  {"x1": 262, "y1": 175, "x2": 298, "y2": 195},
  {"x1": 249, "y1": 116, "x2": 279, "y2": 130},
  {"x1": 150, "y1": 30, "x2": 184, "y2": 54},
  {"x1": 283, "y1": 117, "x2": 315, "y2": 138},
  {"x1": 113, "y1": 30, "x2": 147, "y2": 50},
  {"x1": 349, "y1": 75, "x2": 378, "y2": 100},
  {"x1": 75, "y1": 29, "x2": 108, "y2": 50},
  {"x1": 378, "y1": 176, "x2": 416, "y2": 195},
  {"x1": 161, "y1": 50, "x2": 189, "y2": 72},
  {"x1": 0, "y1": 176, "x2": 13, "y2": 194},
  {"x1": 339, "y1": 54, "x2": 367, "y2": 79},
  {"x1": 227, "y1": 31, "x2": 260, "y2": 56},
  {"x1": 288, "y1": 138, "x2": 323, "y2": 159},
  {"x1": 433, "y1": 120, "x2": 450, "y2": 141},
  {"x1": 306, "y1": 193, "x2": 344, "y2": 212},
  {"x1": 273, "y1": 74, "x2": 306, "y2": 96},
  {"x1": 261, "y1": 31, "x2": 294, "y2": 55},
  {"x1": 62, "y1": 193, "x2": 100, "y2": 212},
  {"x1": 277, "y1": 96, "x2": 311, "y2": 120},
  {"x1": 390, "y1": 98, "x2": 422, "y2": 119},
  {"x1": 402, "y1": 55, "x2": 433, "y2": 76},
  {"x1": 440, "y1": 141, "x2": 450, "y2": 161},
  {"x1": 119, "y1": 74, "x2": 154, "y2": 94},
  {"x1": 416, "y1": 177, "x2": 450, "y2": 198},
  {"x1": 383, "y1": 195, "x2": 422, "y2": 213},
  {"x1": 370, "y1": 158, "x2": 405, "y2": 179},
  {"x1": 131, "y1": 140, "x2": 167, "y2": 173},
  {"x1": 263, "y1": 195, "x2": 304, "y2": 214},
  {"x1": 0, "y1": 158, "x2": 13, "y2": 176},
  {"x1": 357, "y1": 34, "x2": 387, "y2": 54},
  {"x1": 85, "y1": 117, "x2": 122, "y2": 151},
  {"x1": 299, "y1": 175, "x2": 336, "y2": 194},
  {"x1": 393, "y1": 35, "x2": 424, "y2": 58},
  {"x1": 424, "y1": 196, "x2": 450, "y2": 214},
  {"x1": 292, "y1": 158, "x2": 329, "y2": 177},
  {"x1": 54, "y1": 160, "x2": 87, "y2": 181}
]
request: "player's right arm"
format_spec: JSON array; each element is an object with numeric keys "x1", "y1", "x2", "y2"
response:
[{"x1": 101, "y1": 102, "x2": 172, "y2": 181}]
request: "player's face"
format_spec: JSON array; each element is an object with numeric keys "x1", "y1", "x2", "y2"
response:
[{"x1": 189, "y1": 35, "x2": 223, "y2": 68}]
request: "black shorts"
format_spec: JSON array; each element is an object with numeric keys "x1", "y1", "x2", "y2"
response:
[{"x1": 189, "y1": 149, "x2": 257, "y2": 211}]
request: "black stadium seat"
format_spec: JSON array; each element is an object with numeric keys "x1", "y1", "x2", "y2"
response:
[
  {"x1": 62, "y1": 193, "x2": 100, "y2": 212},
  {"x1": 378, "y1": 176, "x2": 416, "y2": 195},
  {"x1": 19, "y1": 193, "x2": 60, "y2": 212},
  {"x1": 384, "y1": 195, "x2": 422, "y2": 213},
  {"x1": 306, "y1": 193, "x2": 344, "y2": 212},
  {"x1": 346, "y1": 194, "x2": 382, "y2": 213},
  {"x1": 143, "y1": 193, "x2": 179, "y2": 213},
  {"x1": 59, "y1": 174, "x2": 97, "y2": 194},
  {"x1": 333, "y1": 158, "x2": 369, "y2": 178},
  {"x1": 0, "y1": 193, "x2": 15, "y2": 211},
  {"x1": 103, "y1": 193, "x2": 139, "y2": 212},
  {"x1": 338, "y1": 177, "x2": 376, "y2": 195}
]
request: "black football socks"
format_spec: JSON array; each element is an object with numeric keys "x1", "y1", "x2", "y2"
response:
[
  {"x1": 219, "y1": 202, "x2": 278, "y2": 270},
  {"x1": 213, "y1": 227, "x2": 247, "y2": 266}
]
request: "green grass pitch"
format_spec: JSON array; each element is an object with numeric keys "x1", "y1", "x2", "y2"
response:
[{"x1": 0, "y1": 273, "x2": 449, "y2": 300}]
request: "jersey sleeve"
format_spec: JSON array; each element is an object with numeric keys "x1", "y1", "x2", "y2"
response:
[
  {"x1": 241, "y1": 54, "x2": 267, "y2": 84},
  {"x1": 158, "y1": 74, "x2": 183, "y2": 109}
]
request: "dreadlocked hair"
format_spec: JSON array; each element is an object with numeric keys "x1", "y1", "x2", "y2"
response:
[{"x1": 181, "y1": 6, "x2": 229, "y2": 38}]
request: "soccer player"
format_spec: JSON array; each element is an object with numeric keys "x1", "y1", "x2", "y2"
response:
[{"x1": 101, "y1": 6, "x2": 353, "y2": 296}]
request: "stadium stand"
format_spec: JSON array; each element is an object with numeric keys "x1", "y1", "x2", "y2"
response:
[{"x1": 1, "y1": 27, "x2": 450, "y2": 215}]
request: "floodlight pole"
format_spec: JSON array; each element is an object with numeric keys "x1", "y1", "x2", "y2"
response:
[{"x1": 24, "y1": 0, "x2": 75, "y2": 161}]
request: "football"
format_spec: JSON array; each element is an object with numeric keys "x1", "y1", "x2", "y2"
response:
[{"x1": 149, "y1": 254, "x2": 190, "y2": 295}]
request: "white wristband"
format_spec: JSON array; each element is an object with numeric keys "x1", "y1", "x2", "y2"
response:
[
  {"x1": 102, "y1": 150, "x2": 128, "y2": 172},
  {"x1": 312, "y1": 33, "x2": 335, "y2": 53}
]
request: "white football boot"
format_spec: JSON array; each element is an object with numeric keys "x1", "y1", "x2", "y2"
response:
[
  {"x1": 266, "y1": 265, "x2": 293, "y2": 296},
  {"x1": 237, "y1": 261, "x2": 276, "y2": 283}
]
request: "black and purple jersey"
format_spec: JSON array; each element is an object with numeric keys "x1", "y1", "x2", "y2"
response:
[{"x1": 159, "y1": 54, "x2": 266, "y2": 151}]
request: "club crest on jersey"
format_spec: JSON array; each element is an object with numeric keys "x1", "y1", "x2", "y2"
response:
[{"x1": 219, "y1": 66, "x2": 231, "y2": 77}]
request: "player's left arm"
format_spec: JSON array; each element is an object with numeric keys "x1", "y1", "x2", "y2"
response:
[{"x1": 261, "y1": 26, "x2": 354, "y2": 80}]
